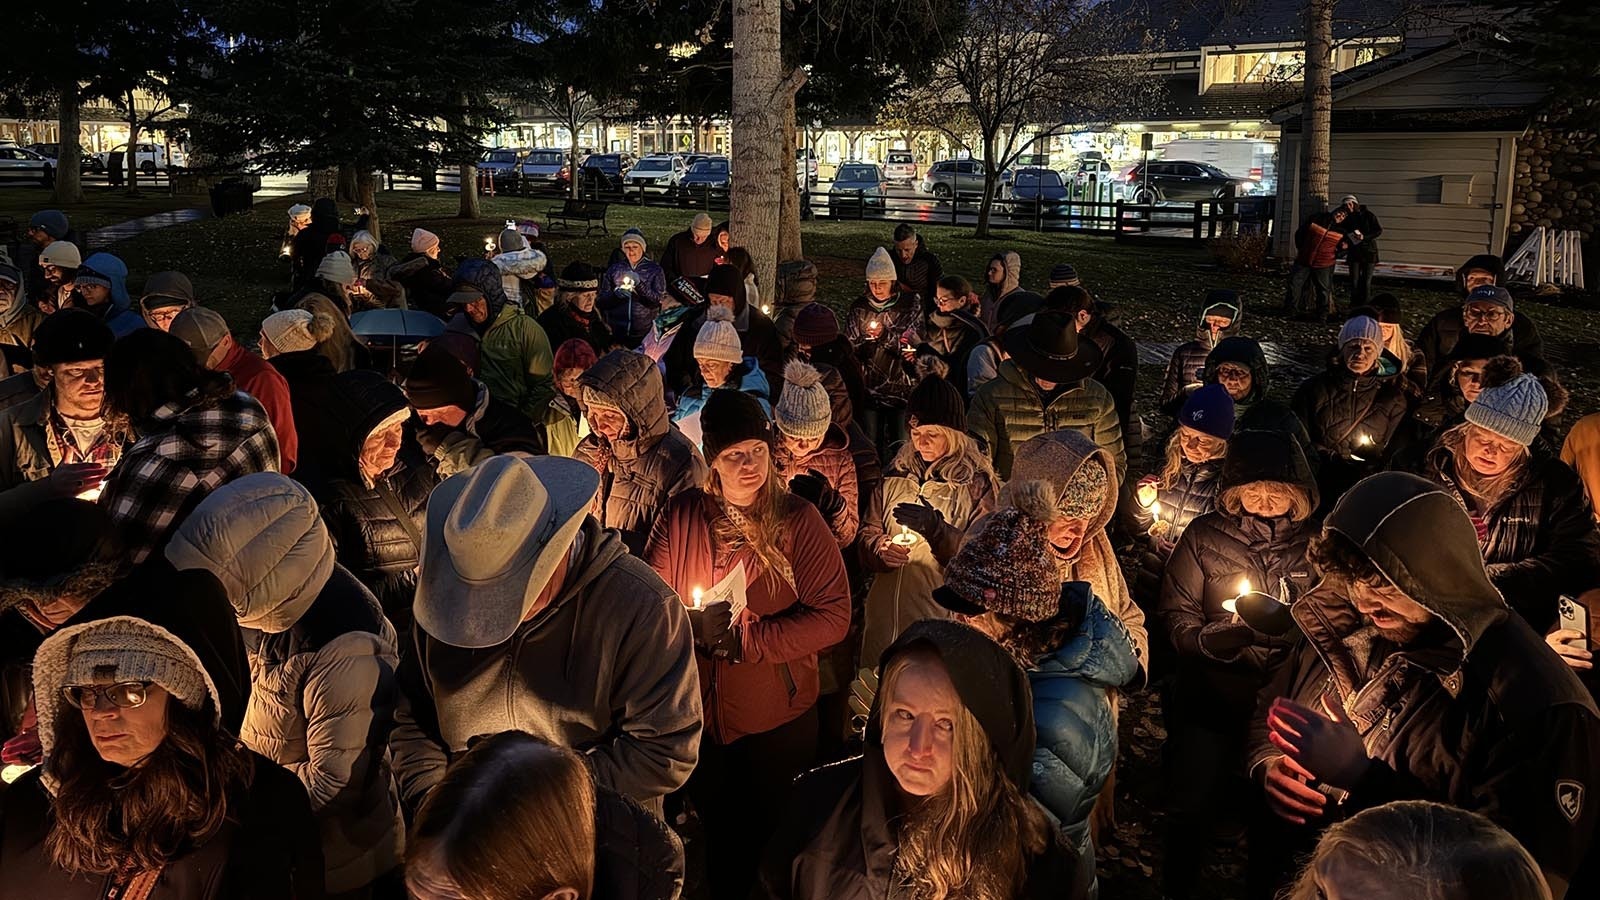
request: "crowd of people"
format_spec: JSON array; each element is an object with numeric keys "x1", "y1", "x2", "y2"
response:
[{"x1": 0, "y1": 199, "x2": 1595, "y2": 900}]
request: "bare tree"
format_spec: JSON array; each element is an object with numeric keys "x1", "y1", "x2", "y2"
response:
[{"x1": 545, "y1": 84, "x2": 624, "y2": 200}]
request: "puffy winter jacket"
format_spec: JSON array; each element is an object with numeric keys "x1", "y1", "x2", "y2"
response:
[
  {"x1": 1562, "y1": 413, "x2": 1600, "y2": 524},
  {"x1": 575, "y1": 350, "x2": 707, "y2": 556},
  {"x1": 967, "y1": 359, "x2": 1125, "y2": 480},
  {"x1": 1292, "y1": 353, "x2": 1409, "y2": 463},
  {"x1": 454, "y1": 259, "x2": 557, "y2": 422},
  {"x1": 492, "y1": 246, "x2": 549, "y2": 309},
  {"x1": 774, "y1": 422, "x2": 860, "y2": 548},
  {"x1": 1130, "y1": 456, "x2": 1223, "y2": 600},
  {"x1": 915, "y1": 309, "x2": 987, "y2": 397},
  {"x1": 600, "y1": 259, "x2": 669, "y2": 348},
  {"x1": 1423, "y1": 438, "x2": 1600, "y2": 634},
  {"x1": 843, "y1": 291, "x2": 923, "y2": 404},
  {"x1": 1417, "y1": 306, "x2": 1548, "y2": 386},
  {"x1": 390, "y1": 252, "x2": 453, "y2": 319},
  {"x1": 272, "y1": 348, "x2": 346, "y2": 482},
  {"x1": 1293, "y1": 213, "x2": 1348, "y2": 268},
  {"x1": 1159, "y1": 298, "x2": 1244, "y2": 416},
  {"x1": 538, "y1": 300, "x2": 614, "y2": 356},
  {"x1": 594, "y1": 786, "x2": 687, "y2": 900},
  {"x1": 671, "y1": 357, "x2": 773, "y2": 425}
]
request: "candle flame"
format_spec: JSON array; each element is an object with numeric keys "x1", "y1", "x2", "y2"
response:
[
  {"x1": 1150, "y1": 501, "x2": 1162, "y2": 521},
  {"x1": 691, "y1": 587, "x2": 703, "y2": 609},
  {"x1": 1357, "y1": 433, "x2": 1373, "y2": 447},
  {"x1": 1238, "y1": 578, "x2": 1252, "y2": 596}
]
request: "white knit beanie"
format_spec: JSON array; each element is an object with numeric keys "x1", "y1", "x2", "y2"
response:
[
  {"x1": 694, "y1": 305, "x2": 744, "y2": 364},
  {"x1": 288, "y1": 203, "x2": 312, "y2": 225},
  {"x1": 1338, "y1": 315, "x2": 1382, "y2": 348},
  {"x1": 315, "y1": 249, "x2": 356, "y2": 286},
  {"x1": 1465, "y1": 373, "x2": 1548, "y2": 447},
  {"x1": 261, "y1": 309, "x2": 318, "y2": 353},
  {"x1": 865, "y1": 247, "x2": 896, "y2": 283},
  {"x1": 411, "y1": 228, "x2": 440, "y2": 254},
  {"x1": 774, "y1": 360, "x2": 832, "y2": 441}
]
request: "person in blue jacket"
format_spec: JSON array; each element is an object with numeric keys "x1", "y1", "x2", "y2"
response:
[
  {"x1": 672, "y1": 305, "x2": 771, "y2": 432},
  {"x1": 599, "y1": 227, "x2": 667, "y2": 348}
]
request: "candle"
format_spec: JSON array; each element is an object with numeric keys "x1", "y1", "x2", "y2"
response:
[
  {"x1": 690, "y1": 587, "x2": 703, "y2": 610},
  {"x1": 868, "y1": 319, "x2": 882, "y2": 338},
  {"x1": 1146, "y1": 501, "x2": 1170, "y2": 540},
  {"x1": 76, "y1": 480, "x2": 106, "y2": 502},
  {"x1": 1151, "y1": 501, "x2": 1162, "y2": 523},
  {"x1": 1351, "y1": 432, "x2": 1373, "y2": 462},
  {"x1": 278, "y1": 240, "x2": 292, "y2": 258},
  {"x1": 891, "y1": 524, "x2": 920, "y2": 547},
  {"x1": 761, "y1": 303, "x2": 772, "y2": 316},
  {"x1": 1223, "y1": 577, "x2": 1251, "y2": 615},
  {"x1": 483, "y1": 236, "x2": 496, "y2": 253}
]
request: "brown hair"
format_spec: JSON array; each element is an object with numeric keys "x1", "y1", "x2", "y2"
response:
[
  {"x1": 46, "y1": 696, "x2": 252, "y2": 876},
  {"x1": 1307, "y1": 529, "x2": 1387, "y2": 587},
  {"x1": 706, "y1": 458, "x2": 796, "y2": 594},
  {"x1": 1217, "y1": 480, "x2": 1314, "y2": 523},
  {"x1": 407, "y1": 731, "x2": 597, "y2": 900},
  {"x1": 936, "y1": 275, "x2": 972, "y2": 298},
  {"x1": 295, "y1": 293, "x2": 359, "y2": 372},
  {"x1": 880, "y1": 648, "x2": 1051, "y2": 900}
]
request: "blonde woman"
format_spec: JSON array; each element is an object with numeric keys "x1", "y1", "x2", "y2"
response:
[
  {"x1": 859, "y1": 374, "x2": 997, "y2": 662},
  {"x1": 756, "y1": 618, "x2": 1075, "y2": 900},
  {"x1": 1130, "y1": 384, "x2": 1233, "y2": 608}
]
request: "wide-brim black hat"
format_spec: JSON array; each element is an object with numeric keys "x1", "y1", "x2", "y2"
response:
[{"x1": 1002, "y1": 309, "x2": 1102, "y2": 384}]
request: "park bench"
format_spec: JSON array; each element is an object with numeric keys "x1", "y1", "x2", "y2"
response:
[{"x1": 545, "y1": 198, "x2": 610, "y2": 235}]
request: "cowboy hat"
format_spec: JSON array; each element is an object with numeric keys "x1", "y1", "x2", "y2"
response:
[
  {"x1": 1002, "y1": 308, "x2": 1102, "y2": 384},
  {"x1": 415, "y1": 455, "x2": 600, "y2": 649}
]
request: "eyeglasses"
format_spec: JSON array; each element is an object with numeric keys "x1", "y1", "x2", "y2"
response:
[
  {"x1": 1462, "y1": 305, "x2": 1508, "y2": 321},
  {"x1": 1454, "y1": 366, "x2": 1485, "y2": 384},
  {"x1": 62, "y1": 681, "x2": 154, "y2": 710},
  {"x1": 1215, "y1": 364, "x2": 1251, "y2": 379}
]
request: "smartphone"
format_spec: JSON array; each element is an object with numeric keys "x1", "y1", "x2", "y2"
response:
[{"x1": 1558, "y1": 594, "x2": 1591, "y2": 652}]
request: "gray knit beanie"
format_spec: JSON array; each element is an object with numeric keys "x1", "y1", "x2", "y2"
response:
[
  {"x1": 694, "y1": 305, "x2": 744, "y2": 364},
  {"x1": 1464, "y1": 373, "x2": 1548, "y2": 447},
  {"x1": 1338, "y1": 315, "x2": 1383, "y2": 348},
  {"x1": 64, "y1": 622, "x2": 209, "y2": 709},
  {"x1": 774, "y1": 360, "x2": 831, "y2": 441}
]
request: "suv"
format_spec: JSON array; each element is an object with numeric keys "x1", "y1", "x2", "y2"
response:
[
  {"x1": 479, "y1": 147, "x2": 523, "y2": 190},
  {"x1": 624, "y1": 154, "x2": 686, "y2": 196},
  {"x1": 97, "y1": 142, "x2": 184, "y2": 173},
  {"x1": 0, "y1": 146, "x2": 54, "y2": 184},
  {"x1": 28, "y1": 143, "x2": 103, "y2": 173},
  {"x1": 1118, "y1": 160, "x2": 1249, "y2": 204},
  {"x1": 679, "y1": 156, "x2": 731, "y2": 204},
  {"x1": 883, "y1": 150, "x2": 917, "y2": 186},
  {"x1": 919, "y1": 159, "x2": 986, "y2": 198},
  {"x1": 578, "y1": 153, "x2": 633, "y2": 192}
]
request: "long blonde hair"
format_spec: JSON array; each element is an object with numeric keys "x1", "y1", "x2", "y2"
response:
[
  {"x1": 891, "y1": 424, "x2": 995, "y2": 487},
  {"x1": 706, "y1": 458, "x2": 796, "y2": 594},
  {"x1": 1158, "y1": 425, "x2": 1226, "y2": 488},
  {"x1": 1440, "y1": 423, "x2": 1528, "y2": 509},
  {"x1": 880, "y1": 648, "x2": 1051, "y2": 900}
]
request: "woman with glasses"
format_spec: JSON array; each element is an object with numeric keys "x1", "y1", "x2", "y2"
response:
[{"x1": 0, "y1": 614, "x2": 324, "y2": 899}]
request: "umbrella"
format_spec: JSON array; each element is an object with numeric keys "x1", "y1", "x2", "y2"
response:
[{"x1": 350, "y1": 308, "x2": 446, "y2": 340}]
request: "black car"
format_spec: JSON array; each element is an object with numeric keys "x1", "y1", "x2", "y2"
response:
[
  {"x1": 579, "y1": 153, "x2": 633, "y2": 192},
  {"x1": 677, "y1": 156, "x2": 731, "y2": 205},
  {"x1": 1119, "y1": 160, "x2": 1250, "y2": 204}
]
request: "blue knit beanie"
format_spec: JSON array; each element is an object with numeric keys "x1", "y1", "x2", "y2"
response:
[
  {"x1": 1465, "y1": 373, "x2": 1547, "y2": 447},
  {"x1": 1178, "y1": 382, "x2": 1235, "y2": 440},
  {"x1": 1338, "y1": 315, "x2": 1383, "y2": 348}
]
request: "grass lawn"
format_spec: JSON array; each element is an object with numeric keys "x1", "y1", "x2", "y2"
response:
[{"x1": 0, "y1": 185, "x2": 209, "y2": 237}]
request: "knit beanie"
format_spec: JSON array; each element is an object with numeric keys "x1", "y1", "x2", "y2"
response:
[
  {"x1": 865, "y1": 247, "x2": 896, "y2": 283},
  {"x1": 411, "y1": 228, "x2": 440, "y2": 254},
  {"x1": 776, "y1": 259, "x2": 818, "y2": 307},
  {"x1": 581, "y1": 384, "x2": 624, "y2": 415},
  {"x1": 0, "y1": 262, "x2": 18, "y2": 286},
  {"x1": 620, "y1": 228, "x2": 647, "y2": 253},
  {"x1": 905, "y1": 373, "x2": 966, "y2": 431},
  {"x1": 33, "y1": 309, "x2": 114, "y2": 366},
  {"x1": 315, "y1": 249, "x2": 356, "y2": 286},
  {"x1": 498, "y1": 228, "x2": 529, "y2": 253},
  {"x1": 288, "y1": 203, "x2": 312, "y2": 226},
  {"x1": 1465, "y1": 284, "x2": 1514, "y2": 313},
  {"x1": 553, "y1": 337, "x2": 598, "y2": 374},
  {"x1": 1059, "y1": 456, "x2": 1109, "y2": 521},
  {"x1": 700, "y1": 388, "x2": 773, "y2": 462},
  {"x1": 30, "y1": 210, "x2": 70, "y2": 240},
  {"x1": 694, "y1": 305, "x2": 743, "y2": 364},
  {"x1": 669, "y1": 276, "x2": 707, "y2": 308},
  {"x1": 792, "y1": 302, "x2": 840, "y2": 347},
  {"x1": 405, "y1": 343, "x2": 479, "y2": 411},
  {"x1": 1464, "y1": 373, "x2": 1548, "y2": 447},
  {"x1": 706, "y1": 264, "x2": 744, "y2": 300},
  {"x1": 261, "y1": 309, "x2": 319, "y2": 354},
  {"x1": 1340, "y1": 194, "x2": 1359, "y2": 208},
  {"x1": 1177, "y1": 383, "x2": 1235, "y2": 441},
  {"x1": 73, "y1": 267, "x2": 112, "y2": 292},
  {"x1": 39, "y1": 241, "x2": 81, "y2": 269},
  {"x1": 690, "y1": 213, "x2": 714, "y2": 233},
  {"x1": 935, "y1": 480, "x2": 1061, "y2": 622},
  {"x1": 63, "y1": 618, "x2": 209, "y2": 713},
  {"x1": 1048, "y1": 263, "x2": 1080, "y2": 285},
  {"x1": 558, "y1": 261, "x2": 600, "y2": 291},
  {"x1": 774, "y1": 360, "x2": 831, "y2": 441},
  {"x1": 1446, "y1": 332, "x2": 1507, "y2": 364},
  {"x1": 1338, "y1": 315, "x2": 1383, "y2": 348}
]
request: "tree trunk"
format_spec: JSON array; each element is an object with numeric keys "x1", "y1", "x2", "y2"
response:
[
  {"x1": 53, "y1": 84, "x2": 83, "y2": 204},
  {"x1": 458, "y1": 163, "x2": 482, "y2": 218},
  {"x1": 777, "y1": 70, "x2": 805, "y2": 264},
  {"x1": 1299, "y1": 0, "x2": 1335, "y2": 217},
  {"x1": 358, "y1": 175, "x2": 381, "y2": 246},
  {"x1": 337, "y1": 164, "x2": 360, "y2": 203},
  {"x1": 421, "y1": 166, "x2": 437, "y2": 191},
  {"x1": 731, "y1": 0, "x2": 789, "y2": 298},
  {"x1": 126, "y1": 92, "x2": 141, "y2": 196},
  {"x1": 975, "y1": 133, "x2": 998, "y2": 238},
  {"x1": 568, "y1": 124, "x2": 582, "y2": 200}
]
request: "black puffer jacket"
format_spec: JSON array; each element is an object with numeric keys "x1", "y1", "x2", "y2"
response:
[
  {"x1": 1131, "y1": 455, "x2": 1223, "y2": 600},
  {"x1": 313, "y1": 371, "x2": 437, "y2": 634},
  {"x1": 1422, "y1": 436, "x2": 1600, "y2": 634},
  {"x1": 1292, "y1": 353, "x2": 1409, "y2": 464},
  {"x1": 272, "y1": 349, "x2": 345, "y2": 484},
  {"x1": 389, "y1": 253, "x2": 453, "y2": 320},
  {"x1": 1201, "y1": 337, "x2": 1310, "y2": 448},
  {"x1": 914, "y1": 309, "x2": 987, "y2": 397},
  {"x1": 594, "y1": 787, "x2": 686, "y2": 900}
]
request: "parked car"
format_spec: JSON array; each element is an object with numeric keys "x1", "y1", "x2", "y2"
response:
[
  {"x1": 1002, "y1": 167, "x2": 1069, "y2": 206},
  {"x1": 828, "y1": 162, "x2": 887, "y2": 215},
  {"x1": 918, "y1": 159, "x2": 986, "y2": 199},
  {"x1": 578, "y1": 153, "x2": 634, "y2": 192},
  {"x1": 883, "y1": 150, "x2": 917, "y2": 186},
  {"x1": 1072, "y1": 155, "x2": 1112, "y2": 184},
  {"x1": 624, "y1": 154, "x2": 686, "y2": 197},
  {"x1": 519, "y1": 148, "x2": 568, "y2": 187},
  {"x1": 479, "y1": 147, "x2": 523, "y2": 190},
  {"x1": 97, "y1": 142, "x2": 184, "y2": 173},
  {"x1": 796, "y1": 147, "x2": 818, "y2": 187},
  {"x1": 1117, "y1": 159, "x2": 1250, "y2": 204},
  {"x1": 0, "y1": 146, "x2": 54, "y2": 184},
  {"x1": 28, "y1": 143, "x2": 103, "y2": 173},
  {"x1": 678, "y1": 156, "x2": 731, "y2": 204}
]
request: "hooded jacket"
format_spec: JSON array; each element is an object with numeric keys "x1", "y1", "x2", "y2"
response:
[
  {"x1": 672, "y1": 357, "x2": 773, "y2": 424},
  {"x1": 1200, "y1": 336, "x2": 1310, "y2": 447},
  {"x1": 165, "y1": 474, "x2": 403, "y2": 894},
  {"x1": 967, "y1": 359, "x2": 1126, "y2": 481},
  {"x1": 0, "y1": 614, "x2": 325, "y2": 900},
  {"x1": 1417, "y1": 306, "x2": 1548, "y2": 387},
  {"x1": 0, "y1": 263, "x2": 42, "y2": 353},
  {"x1": 455, "y1": 259, "x2": 557, "y2": 422},
  {"x1": 645, "y1": 489, "x2": 850, "y2": 744},
  {"x1": 390, "y1": 516, "x2": 702, "y2": 816},
  {"x1": 80, "y1": 252, "x2": 130, "y2": 311},
  {"x1": 600, "y1": 258, "x2": 669, "y2": 348},
  {"x1": 983, "y1": 251, "x2": 1035, "y2": 332},
  {"x1": 754, "y1": 619, "x2": 1077, "y2": 900},
  {"x1": 1248, "y1": 474, "x2": 1600, "y2": 894},
  {"x1": 1422, "y1": 438, "x2": 1600, "y2": 634},
  {"x1": 1160, "y1": 295, "x2": 1244, "y2": 416},
  {"x1": 575, "y1": 350, "x2": 707, "y2": 556},
  {"x1": 774, "y1": 422, "x2": 860, "y2": 548},
  {"x1": 492, "y1": 245, "x2": 549, "y2": 310},
  {"x1": 915, "y1": 309, "x2": 987, "y2": 397}
]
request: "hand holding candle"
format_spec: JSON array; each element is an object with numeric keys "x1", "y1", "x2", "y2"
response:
[
  {"x1": 891, "y1": 524, "x2": 920, "y2": 547},
  {"x1": 1147, "y1": 500, "x2": 1170, "y2": 540}
]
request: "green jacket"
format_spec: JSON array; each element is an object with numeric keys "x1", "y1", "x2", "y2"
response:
[
  {"x1": 479, "y1": 305, "x2": 555, "y2": 423},
  {"x1": 966, "y1": 359, "x2": 1125, "y2": 481}
]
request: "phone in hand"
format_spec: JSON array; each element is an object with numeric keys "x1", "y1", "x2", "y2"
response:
[{"x1": 1558, "y1": 594, "x2": 1591, "y2": 651}]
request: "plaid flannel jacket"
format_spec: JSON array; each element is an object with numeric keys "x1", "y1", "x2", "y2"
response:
[{"x1": 102, "y1": 389, "x2": 280, "y2": 563}]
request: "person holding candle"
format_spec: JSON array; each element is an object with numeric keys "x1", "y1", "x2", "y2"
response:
[
  {"x1": 1130, "y1": 383, "x2": 1233, "y2": 589},
  {"x1": 705, "y1": 263, "x2": 785, "y2": 398},
  {"x1": 599, "y1": 228, "x2": 668, "y2": 349},
  {"x1": 643, "y1": 388, "x2": 849, "y2": 900},
  {"x1": 844, "y1": 247, "x2": 923, "y2": 457},
  {"x1": 773, "y1": 360, "x2": 859, "y2": 550},
  {"x1": 858, "y1": 374, "x2": 997, "y2": 662},
  {"x1": 1293, "y1": 315, "x2": 1409, "y2": 503},
  {"x1": 1157, "y1": 428, "x2": 1319, "y2": 898},
  {"x1": 538, "y1": 261, "x2": 614, "y2": 356}
]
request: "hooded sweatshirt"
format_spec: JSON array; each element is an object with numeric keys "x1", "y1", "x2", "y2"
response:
[
  {"x1": 80, "y1": 252, "x2": 131, "y2": 310},
  {"x1": 1248, "y1": 473, "x2": 1600, "y2": 895},
  {"x1": 1200, "y1": 336, "x2": 1310, "y2": 448},
  {"x1": 1160, "y1": 293, "x2": 1243, "y2": 416}
]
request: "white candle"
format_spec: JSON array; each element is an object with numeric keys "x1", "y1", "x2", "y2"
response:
[
  {"x1": 690, "y1": 587, "x2": 703, "y2": 610},
  {"x1": 891, "y1": 524, "x2": 920, "y2": 547}
]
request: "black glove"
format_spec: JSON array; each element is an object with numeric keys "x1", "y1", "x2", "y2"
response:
[
  {"x1": 687, "y1": 600, "x2": 739, "y2": 659},
  {"x1": 416, "y1": 422, "x2": 452, "y2": 456},
  {"x1": 1198, "y1": 620, "x2": 1258, "y2": 661},
  {"x1": 892, "y1": 500, "x2": 944, "y2": 539},
  {"x1": 790, "y1": 470, "x2": 845, "y2": 520}
]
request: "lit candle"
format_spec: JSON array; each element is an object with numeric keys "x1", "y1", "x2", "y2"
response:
[
  {"x1": 690, "y1": 587, "x2": 703, "y2": 610},
  {"x1": 1147, "y1": 500, "x2": 1170, "y2": 540},
  {"x1": 76, "y1": 480, "x2": 106, "y2": 502},
  {"x1": 1351, "y1": 432, "x2": 1373, "y2": 462},
  {"x1": 1151, "y1": 501, "x2": 1163, "y2": 523},
  {"x1": 868, "y1": 319, "x2": 882, "y2": 338},
  {"x1": 1223, "y1": 577, "x2": 1251, "y2": 615},
  {"x1": 761, "y1": 303, "x2": 773, "y2": 316},
  {"x1": 483, "y1": 236, "x2": 495, "y2": 253},
  {"x1": 891, "y1": 524, "x2": 920, "y2": 547},
  {"x1": 279, "y1": 240, "x2": 292, "y2": 258}
]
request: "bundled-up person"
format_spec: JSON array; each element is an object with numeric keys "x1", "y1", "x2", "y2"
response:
[
  {"x1": 770, "y1": 258, "x2": 819, "y2": 346},
  {"x1": 1418, "y1": 264, "x2": 1548, "y2": 384},
  {"x1": 967, "y1": 308, "x2": 1125, "y2": 481},
  {"x1": 1293, "y1": 315, "x2": 1409, "y2": 500},
  {"x1": 1158, "y1": 429, "x2": 1319, "y2": 898},
  {"x1": 136, "y1": 270, "x2": 196, "y2": 332},
  {"x1": 1247, "y1": 472, "x2": 1600, "y2": 899},
  {"x1": 978, "y1": 250, "x2": 1040, "y2": 331},
  {"x1": 773, "y1": 360, "x2": 859, "y2": 549},
  {"x1": 1419, "y1": 371, "x2": 1600, "y2": 634},
  {"x1": 70, "y1": 261, "x2": 143, "y2": 338},
  {"x1": 916, "y1": 277, "x2": 989, "y2": 397},
  {"x1": 347, "y1": 229, "x2": 399, "y2": 309},
  {"x1": 390, "y1": 455, "x2": 702, "y2": 820},
  {"x1": 404, "y1": 341, "x2": 545, "y2": 479},
  {"x1": 1354, "y1": 292, "x2": 1425, "y2": 398},
  {"x1": 445, "y1": 258, "x2": 556, "y2": 423},
  {"x1": 1056, "y1": 285, "x2": 1137, "y2": 439},
  {"x1": 1284, "y1": 205, "x2": 1352, "y2": 319},
  {"x1": 793, "y1": 301, "x2": 867, "y2": 426},
  {"x1": 261, "y1": 307, "x2": 343, "y2": 476},
  {"x1": 1387, "y1": 333, "x2": 1506, "y2": 470},
  {"x1": 575, "y1": 349, "x2": 706, "y2": 555},
  {"x1": 859, "y1": 374, "x2": 998, "y2": 661},
  {"x1": 80, "y1": 253, "x2": 131, "y2": 313},
  {"x1": 1563, "y1": 412, "x2": 1600, "y2": 526},
  {"x1": 891, "y1": 224, "x2": 943, "y2": 310},
  {"x1": 660, "y1": 212, "x2": 721, "y2": 284},
  {"x1": 1129, "y1": 384, "x2": 1233, "y2": 606},
  {"x1": 547, "y1": 337, "x2": 595, "y2": 457},
  {"x1": 538, "y1": 261, "x2": 612, "y2": 355},
  {"x1": 706, "y1": 263, "x2": 783, "y2": 395},
  {"x1": 600, "y1": 228, "x2": 669, "y2": 348},
  {"x1": 295, "y1": 292, "x2": 371, "y2": 373},
  {"x1": 672, "y1": 305, "x2": 772, "y2": 430},
  {"x1": 844, "y1": 248, "x2": 922, "y2": 452},
  {"x1": 170, "y1": 307, "x2": 298, "y2": 475},
  {"x1": 309, "y1": 250, "x2": 358, "y2": 316},
  {"x1": 0, "y1": 311, "x2": 126, "y2": 519},
  {"x1": 935, "y1": 484, "x2": 1140, "y2": 900},
  {"x1": 391, "y1": 228, "x2": 453, "y2": 319},
  {"x1": 307, "y1": 370, "x2": 439, "y2": 633},
  {"x1": 99, "y1": 329, "x2": 280, "y2": 563},
  {"x1": 0, "y1": 262, "x2": 42, "y2": 354},
  {"x1": 1339, "y1": 195, "x2": 1383, "y2": 307},
  {"x1": 1201, "y1": 335, "x2": 1310, "y2": 446},
  {"x1": 490, "y1": 227, "x2": 549, "y2": 312},
  {"x1": 166, "y1": 473, "x2": 404, "y2": 896},
  {"x1": 0, "y1": 614, "x2": 325, "y2": 899},
  {"x1": 645, "y1": 389, "x2": 850, "y2": 900},
  {"x1": 34, "y1": 239, "x2": 80, "y2": 314},
  {"x1": 755, "y1": 619, "x2": 1076, "y2": 900},
  {"x1": 642, "y1": 276, "x2": 710, "y2": 406},
  {"x1": 20, "y1": 209, "x2": 82, "y2": 305},
  {"x1": 1160, "y1": 288, "x2": 1243, "y2": 416},
  {"x1": 290, "y1": 197, "x2": 340, "y2": 291}
]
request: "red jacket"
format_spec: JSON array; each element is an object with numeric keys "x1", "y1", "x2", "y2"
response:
[
  {"x1": 645, "y1": 488, "x2": 850, "y2": 744},
  {"x1": 1296, "y1": 217, "x2": 1347, "y2": 269},
  {"x1": 220, "y1": 340, "x2": 298, "y2": 474}
]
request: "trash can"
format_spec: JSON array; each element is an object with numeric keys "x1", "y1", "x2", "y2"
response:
[
  {"x1": 107, "y1": 152, "x2": 125, "y2": 187},
  {"x1": 209, "y1": 177, "x2": 256, "y2": 217}
]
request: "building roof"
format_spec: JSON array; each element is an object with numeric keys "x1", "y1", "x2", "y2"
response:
[{"x1": 1133, "y1": 76, "x2": 1296, "y2": 123}]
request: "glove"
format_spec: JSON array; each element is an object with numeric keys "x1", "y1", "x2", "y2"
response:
[
  {"x1": 687, "y1": 600, "x2": 739, "y2": 659},
  {"x1": 892, "y1": 500, "x2": 944, "y2": 539},
  {"x1": 1267, "y1": 696, "x2": 1371, "y2": 790},
  {"x1": 416, "y1": 422, "x2": 452, "y2": 456},
  {"x1": 1197, "y1": 620, "x2": 1257, "y2": 661},
  {"x1": 790, "y1": 470, "x2": 845, "y2": 520}
]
